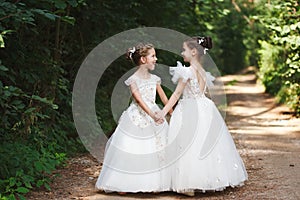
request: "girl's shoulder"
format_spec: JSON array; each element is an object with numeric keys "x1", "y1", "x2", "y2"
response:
[
  {"x1": 124, "y1": 74, "x2": 138, "y2": 86},
  {"x1": 150, "y1": 74, "x2": 161, "y2": 84},
  {"x1": 124, "y1": 73, "x2": 161, "y2": 86}
]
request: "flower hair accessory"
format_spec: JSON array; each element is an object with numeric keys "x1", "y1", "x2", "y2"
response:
[
  {"x1": 198, "y1": 38, "x2": 205, "y2": 45},
  {"x1": 129, "y1": 47, "x2": 136, "y2": 59},
  {"x1": 198, "y1": 38, "x2": 208, "y2": 54},
  {"x1": 204, "y1": 48, "x2": 208, "y2": 54}
]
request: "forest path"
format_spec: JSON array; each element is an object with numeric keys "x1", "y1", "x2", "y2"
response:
[{"x1": 26, "y1": 67, "x2": 300, "y2": 200}]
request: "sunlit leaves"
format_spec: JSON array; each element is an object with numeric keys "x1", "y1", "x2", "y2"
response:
[{"x1": 257, "y1": 0, "x2": 300, "y2": 115}]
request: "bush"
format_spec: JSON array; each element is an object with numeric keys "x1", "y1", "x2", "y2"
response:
[
  {"x1": 257, "y1": 0, "x2": 300, "y2": 116},
  {"x1": 0, "y1": 141, "x2": 66, "y2": 200},
  {"x1": 258, "y1": 41, "x2": 286, "y2": 95}
]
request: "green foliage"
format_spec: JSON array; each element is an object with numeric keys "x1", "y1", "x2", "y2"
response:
[
  {"x1": 213, "y1": 1, "x2": 247, "y2": 73},
  {"x1": 258, "y1": 41, "x2": 285, "y2": 95},
  {"x1": 256, "y1": 0, "x2": 300, "y2": 116},
  {"x1": 0, "y1": 141, "x2": 66, "y2": 199},
  {"x1": 0, "y1": 0, "x2": 84, "y2": 199}
]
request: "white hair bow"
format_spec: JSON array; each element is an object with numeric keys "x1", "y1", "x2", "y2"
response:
[
  {"x1": 198, "y1": 38, "x2": 208, "y2": 54},
  {"x1": 198, "y1": 38, "x2": 205, "y2": 45},
  {"x1": 129, "y1": 47, "x2": 136, "y2": 59}
]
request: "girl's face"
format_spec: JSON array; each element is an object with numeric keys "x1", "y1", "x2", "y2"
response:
[
  {"x1": 142, "y1": 48, "x2": 157, "y2": 71},
  {"x1": 181, "y1": 42, "x2": 194, "y2": 63}
]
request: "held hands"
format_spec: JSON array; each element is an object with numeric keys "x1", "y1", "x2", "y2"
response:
[
  {"x1": 153, "y1": 110, "x2": 165, "y2": 124},
  {"x1": 148, "y1": 110, "x2": 164, "y2": 125}
]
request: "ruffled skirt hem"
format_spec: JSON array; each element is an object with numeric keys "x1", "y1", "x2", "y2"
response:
[
  {"x1": 173, "y1": 179, "x2": 247, "y2": 193},
  {"x1": 95, "y1": 187, "x2": 170, "y2": 193}
]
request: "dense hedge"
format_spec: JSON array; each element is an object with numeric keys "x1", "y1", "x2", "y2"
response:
[{"x1": 256, "y1": 0, "x2": 299, "y2": 116}]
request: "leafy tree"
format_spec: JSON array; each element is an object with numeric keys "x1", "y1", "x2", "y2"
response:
[{"x1": 256, "y1": 0, "x2": 300, "y2": 115}]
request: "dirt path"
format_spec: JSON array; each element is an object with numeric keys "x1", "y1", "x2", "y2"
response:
[{"x1": 26, "y1": 67, "x2": 300, "y2": 200}]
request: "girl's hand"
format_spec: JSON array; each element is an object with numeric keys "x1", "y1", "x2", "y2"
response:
[
  {"x1": 156, "y1": 118, "x2": 164, "y2": 124},
  {"x1": 153, "y1": 111, "x2": 164, "y2": 124}
]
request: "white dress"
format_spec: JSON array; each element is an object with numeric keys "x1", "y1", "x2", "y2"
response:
[
  {"x1": 95, "y1": 74, "x2": 170, "y2": 193},
  {"x1": 167, "y1": 65, "x2": 248, "y2": 192}
]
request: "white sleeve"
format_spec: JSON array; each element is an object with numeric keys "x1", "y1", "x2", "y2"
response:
[
  {"x1": 152, "y1": 74, "x2": 161, "y2": 84},
  {"x1": 124, "y1": 75, "x2": 136, "y2": 86},
  {"x1": 169, "y1": 61, "x2": 191, "y2": 83}
]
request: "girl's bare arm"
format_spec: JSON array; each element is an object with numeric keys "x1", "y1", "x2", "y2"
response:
[
  {"x1": 156, "y1": 84, "x2": 173, "y2": 115},
  {"x1": 162, "y1": 79, "x2": 187, "y2": 116}
]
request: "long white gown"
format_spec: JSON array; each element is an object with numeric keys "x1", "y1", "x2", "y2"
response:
[
  {"x1": 95, "y1": 74, "x2": 170, "y2": 193},
  {"x1": 167, "y1": 65, "x2": 248, "y2": 193}
]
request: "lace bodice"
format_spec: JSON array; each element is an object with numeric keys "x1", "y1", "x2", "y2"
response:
[
  {"x1": 183, "y1": 77, "x2": 205, "y2": 98},
  {"x1": 169, "y1": 62, "x2": 215, "y2": 99},
  {"x1": 125, "y1": 74, "x2": 160, "y2": 106},
  {"x1": 124, "y1": 74, "x2": 161, "y2": 128}
]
